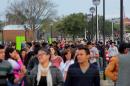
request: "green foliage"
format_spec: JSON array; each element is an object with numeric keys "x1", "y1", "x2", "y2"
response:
[
  {"x1": 42, "y1": 13, "x2": 120, "y2": 40},
  {"x1": 125, "y1": 26, "x2": 130, "y2": 32},
  {"x1": 0, "y1": 20, "x2": 4, "y2": 26},
  {"x1": 55, "y1": 13, "x2": 87, "y2": 39},
  {"x1": 41, "y1": 19, "x2": 53, "y2": 32},
  {"x1": 114, "y1": 23, "x2": 120, "y2": 31}
]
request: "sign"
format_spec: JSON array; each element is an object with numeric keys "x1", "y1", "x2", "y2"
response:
[
  {"x1": 16, "y1": 36, "x2": 25, "y2": 51},
  {"x1": 93, "y1": 0, "x2": 100, "y2": 6},
  {"x1": 48, "y1": 36, "x2": 52, "y2": 44}
]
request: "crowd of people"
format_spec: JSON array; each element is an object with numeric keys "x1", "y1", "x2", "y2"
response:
[{"x1": 0, "y1": 39, "x2": 129, "y2": 86}]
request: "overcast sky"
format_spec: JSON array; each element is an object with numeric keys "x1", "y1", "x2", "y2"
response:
[
  {"x1": 53, "y1": 0, "x2": 130, "y2": 19},
  {"x1": 0, "y1": 0, "x2": 130, "y2": 20}
]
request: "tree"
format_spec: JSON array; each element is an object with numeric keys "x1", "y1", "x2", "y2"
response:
[
  {"x1": 0, "y1": 20, "x2": 3, "y2": 26},
  {"x1": 6, "y1": 0, "x2": 57, "y2": 40},
  {"x1": 6, "y1": 11, "x2": 27, "y2": 24},
  {"x1": 55, "y1": 13, "x2": 87, "y2": 40},
  {"x1": 51, "y1": 13, "x2": 117, "y2": 41}
]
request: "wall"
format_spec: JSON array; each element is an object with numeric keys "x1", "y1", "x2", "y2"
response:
[{"x1": 3, "y1": 30, "x2": 34, "y2": 42}]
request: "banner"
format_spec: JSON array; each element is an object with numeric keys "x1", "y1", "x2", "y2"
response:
[
  {"x1": 48, "y1": 36, "x2": 52, "y2": 44},
  {"x1": 16, "y1": 36, "x2": 25, "y2": 51}
]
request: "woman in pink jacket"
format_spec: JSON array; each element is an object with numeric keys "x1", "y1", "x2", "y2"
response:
[{"x1": 5, "y1": 47, "x2": 26, "y2": 86}]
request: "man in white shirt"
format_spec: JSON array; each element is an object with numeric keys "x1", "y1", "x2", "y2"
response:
[
  {"x1": 108, "y1": 42, "x2": 119, "y2": 58},
  {"x1": 87, "y1": 42, "x2": 99, "y2": 66}
]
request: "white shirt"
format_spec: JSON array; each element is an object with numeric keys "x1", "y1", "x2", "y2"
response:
[
  {"x1": 8, "y1": 58, "x2": 20, "y2": 70},
  {"x1": 61, "y1": 60, "x2": 74, "y2": 77},
  {"x1": 89, "y1": 47, "x2": 99, "y2": 64},
  {"x1": 108, "y1": 46, "x2": 119, "y2": 57}
]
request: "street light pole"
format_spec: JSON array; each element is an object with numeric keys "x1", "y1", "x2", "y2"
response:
[
  {"x1": 92, "y1": 13, "x2": 94, "y2": 40},
  {"x1": 24, "y1": 25, "x2": 27, "y2": 42},
  {"x1": 120, "y1": 0, "x2": 124, "y2": 43},
  {"x1": 90, "y1": 7, "x2": 95, "y2": 41},
  {"x1": 0, "y1": 28, "x2": 4, "y2": 45},
  {"x1": 50, "y1": 23, "x2": 53, "y2": 40},
  {"x1": 95, "y1": 6, "x2": 98, "y2": 43},
  {"x1": 112, "y1": 19, "x2": 114, "y2": 41},
  {"x1": 84, "y1": 14, "x2": 87, "y2": 40},
  {"x1": 103, "y1": 0, "x2": 106, "y2": 80},
  {"x1": 93, "y1": 0, "x2": 100, "y2": 43},
  {"x1": 95, "y1": 6, "x2": 99, "y2": 43},
  {"x1": 85, "y1": 28, "x2": 87, "y2": 40},
  {"x1": 86, "y1": 14, "x2": 92, "y2": 41},
  {"x1": 103, "y1": 0, "x2": 105, "y2": 44},
  {"x1": 96, "y1": 7, "x2": 99, "y2": 42},
  {"x1": 1, "y1": 27, "x2": 4, "y2": 45}
]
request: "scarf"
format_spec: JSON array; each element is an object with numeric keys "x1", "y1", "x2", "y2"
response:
[{"x1": 37, "y1": 62, "x2": 53, "y2": 86}]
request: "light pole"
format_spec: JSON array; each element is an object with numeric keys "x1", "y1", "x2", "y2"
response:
[
  {"x1": 86, "y1": 14, "x2": 92, "y2": 41},
  {"x1": 90, "y1": 7, "x2": 95, "y2": 41},
  {"x1": 93, "y1": 0, "x2": 100, "y2": 43},
  {"x1": 102, "y1": 0, "x2": 106, "y2": 80},
  {"x1": 0, "y1": 26, "x2": 4, "y2": 44},
  {"x1": 111, "y1": 19, "x2": 115, "y2": 41},
  {"x1": 103, "y1": 0, "x2": 105, "y2": 44},
  {"x1": 120, "y1": 0, "x2": 124, "y2": 43},
  {"x1": 24, "y1": 25, "x2": 27, "y2": 42},
  {"x1": 2, "y1": 27, "x2": 4, "y2": 45},
  {"x1": 50, "y1": 23, "x2": 53, "y2": 40}
]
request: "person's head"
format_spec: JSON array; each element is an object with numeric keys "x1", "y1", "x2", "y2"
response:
[
  {"x1": 49, "y1": 46, "x2": 58, "y2": 55},
  {"x1": 118, "y1": 43, "x2": 128, "y2": 54},
  {"x1": 37, "y1": 48, "x2": 50, "y2": 65},
  {"x1": 86, "y1": 41, "x2": 92, "y2": 49},
  {"x1": 5, "y1": 47, "x2": 17, "y2": 60},
  {"x1": 110, "y1": 42, "x2": 115, "y2": 47},
  {"x1": 92, "y1": 42, "x2": 96, "y2": 47},
  {"x1": 0, "y1": 45, "x2": 5, "y2": 60},
  {"x1": 42, "y1": 42, "x2": 48, "y2": 48},
  {"x1": 11, "y1": 42, "x2": 16, "y2": 49},
  {"x1": 63, "y1": 48, "x2": 74, "y2": 62},
  {"x1": 26, "y1": 42, "x2": 32, "y2": 51},
  {"x1": 77, "y1": 47, "x2": 90, "y2": 64},
  {"x1": 33, "y1": 43, "x2": 41, "y2": 55},
  {"x1": 21, "y1": 48, "x2": 27, "y2": 59},
  {"x1": 52, "y1": 41, "x2": 58, "y2": 47}
]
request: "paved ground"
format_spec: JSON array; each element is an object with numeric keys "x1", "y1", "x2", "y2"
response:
[
  {"x1": 100, "y1": 72, "x2": 114, "y2": 86},
  {"x1": 101, "y1": 80, "x2": 114, "y2": 86}
]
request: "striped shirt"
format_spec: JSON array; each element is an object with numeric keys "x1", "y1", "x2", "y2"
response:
[{"x1": 0, "y1": 60, "x2": 12, "y2": 85}]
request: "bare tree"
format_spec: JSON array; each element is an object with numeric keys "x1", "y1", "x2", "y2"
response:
[{"x1": 6, "y1": 0, "x2": 57, "y2": 40}]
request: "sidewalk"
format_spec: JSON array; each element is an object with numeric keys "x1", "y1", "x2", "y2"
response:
[
  {"x1": 100, "y1": 71, "x2": 114, "y2": 86},
  {"x1": 101, "y1": 80, "x2": 114, "y2": 86}
]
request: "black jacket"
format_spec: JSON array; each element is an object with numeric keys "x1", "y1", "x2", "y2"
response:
[{"x1": 65, "y1": 63, "x2": 100, "y2": 86}]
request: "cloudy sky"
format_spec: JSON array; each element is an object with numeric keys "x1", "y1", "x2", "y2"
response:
[
  {"x1": 53, "y1": 0, "x2": 130, "y2": 19},
  {"x1": 0, "y1": 0, "x2": 130, "y2": 20}
]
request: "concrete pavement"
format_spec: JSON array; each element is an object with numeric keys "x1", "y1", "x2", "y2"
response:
[{"x1": 101, "y1": 80, "x2": 114, "y2": 86}]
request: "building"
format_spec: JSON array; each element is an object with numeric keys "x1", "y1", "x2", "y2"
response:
[
  {"x1": 124, "y1": 17, "x2": 130, "y2": 26},
  {"x1": 2, "y1": 25, "x2": 34, "y2": 42}
]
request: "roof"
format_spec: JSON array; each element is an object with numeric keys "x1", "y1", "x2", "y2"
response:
[{"x1": 3, "y1": 25, "x2": 26, "y2": 30}]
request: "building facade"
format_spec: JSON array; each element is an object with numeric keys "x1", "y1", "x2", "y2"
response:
[{"x1": 2, "y1": 25, "x2": 34, "y2": 42}]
